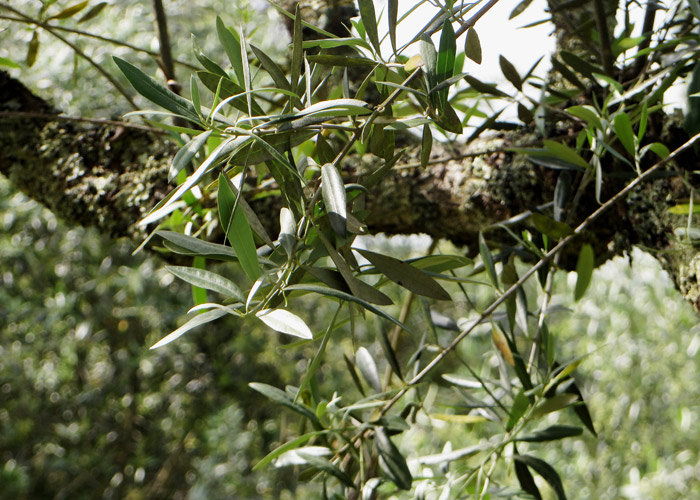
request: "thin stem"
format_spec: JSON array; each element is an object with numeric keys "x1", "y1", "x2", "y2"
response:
[
  {"x1": 152, "y1": 0, "x2": 178, "y2": 89},
  {"x1": 593, "y1": 0, "x2": 615, "y2": 76},
  {"x1": 380, "y1": 131, "x2": 700, "y2": 416},
  {"x1": 0, "y1": 111, "x2": 164, "y2": 133},
  {"x1": 627, "y1": 1, "x2": 658, "y2": 81},
  {"x1": 1, "y1": 4, "x2": 137, "y2": 109},
  {"x1": 0, "y1": 12, "x2": 198, "y2": 70},
  {"x1": 454, "y1": 0, "x2": 500, "y2": 38}
]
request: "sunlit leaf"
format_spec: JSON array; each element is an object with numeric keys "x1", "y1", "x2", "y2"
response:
[
  {"x1": 431, "y1": 413, "x2": 489, "y2": 424},
  {"x1": 543, "y1": 140, "x2": 589, "y2": 170},
  {"x1": 256, "y1": 309, "x2": 313, "y2": 339},
  {"x1": 321, "y1": 163, "x2": 347, "y2": 237},
  {"x1": 249, "y1": 383, "x2": 322, "y2": 429},
  {"x1": 253, "y1": 431, "x2": 327, "y2": 471},
  {"x1": 0, "y1": 56, "x2": 20, "y2": 69},
  {"x1": 492, "y1": 322, "x2": 514, "y2": 366},
  {"x1": 356, "y1": 347, "x2": 382, "y2": 393},
  {"x1": 169, "y1": 130, "x2": 212, "y2": 182},
  {"x1": 150, "y1": 309, "x2": 227, "y2": 349},
  {"x1": 166, "y1": 265, "x2": 245, "y2": 302},
  {"x1": 114, "y1": 57, "x2": 200, "y2": 123},
  {"x1": 532, "y1": 393, "x2": 579, "y2": 418},
  {"x1": 358, "y1": 0, "x2": 381, "y2": 54}
]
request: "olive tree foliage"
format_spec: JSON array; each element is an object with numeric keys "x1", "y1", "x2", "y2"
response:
[{"x1": 4, "y1": 0, "x2": 700, "y2": 498}]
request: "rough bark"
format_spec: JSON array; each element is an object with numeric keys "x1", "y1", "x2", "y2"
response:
[{"x1": 2, "y1": 67, "x2": 700, "y2": 312}]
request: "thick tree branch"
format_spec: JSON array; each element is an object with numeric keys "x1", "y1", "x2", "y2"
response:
[{"x1": 3, "y1": 71, "x2": 700, "y2": 313}]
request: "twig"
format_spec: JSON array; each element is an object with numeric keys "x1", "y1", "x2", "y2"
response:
[
  {"x1": 627, "y1": 1, "x2": 658, "y2": 81},
  {"x1": 0, "y1": 111, "x2": 165, "y2": 133},
  {"x1": 593, "y1": 0, "x2": 615, "y2": 75},
  {"x1": 0, "y1": 12, "x2": 198, "y2": 70},
  {"x1": 380, "y1": 131, "x2": 700, "y2": 415},
  {"x1": 151, "y1": 0, "x2": 178, "y2": 91},
  {"x1": 0, "y1": 4, "x2": 137, "y2": 109}
]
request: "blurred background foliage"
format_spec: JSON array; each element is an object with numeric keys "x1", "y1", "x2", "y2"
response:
[{"x1": 2, "y1": 0, "x2": 700, "y2": 498}]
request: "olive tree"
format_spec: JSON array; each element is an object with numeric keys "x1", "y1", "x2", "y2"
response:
[{"x1": 3, "y1": 0, "x2": 700, "y2": 497}]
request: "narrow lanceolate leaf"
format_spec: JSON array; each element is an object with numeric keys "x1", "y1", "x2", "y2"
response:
[
  {"x1": 256, "y1": 309, "x2": 313, "y2": 339},
  {"x1": 532, "y1": 393, "x2": 579, "y2": 418},
  {"x1": 517, "y1": 425, "x2": 583, "y2": 443},
  {"x1": 421, "y1": 124, "x2": 433, "y2": 168},
  {"x1": 290, "y1": 4, "x2": 303, "y2": 100},
  {"x1": 251, "y1": 44, "x2": 291, "y2": 91},
  {"x1": 216, "y1": 17, "x2": 244, "y2": 85},
  {"x1": 166, "y1": 266, "x2": 245, "y2": 302},
  {"x1": 531, "y1": 213, "x2": 574, "y2": 239},
  {"x1": 169, "y1": 130, "x2": 212, "y2": 182},
  {"x1": 0, "y1": 57, "x2": 20, "y2": 69},
  {"x1": 218, "y1": 173, "x2": 261, "y2": 281},
  {"x1": 253, "y1": 431, "x2": 326, "y2": 471},
  {"x1": 500, "y1": 55, "x2": 522, "y2": 91},
  {"x1": 158, "y1": 231, "x2": 237, "y2": 261},
  {"x1": 492, "y1": 323, "x2": 514, "y2": 366},
  {"x1": 388, "y1": 0, "x2": 398, "y2": 55},
  {"x1": 358, "y1": 0, "x2": 381, "y2": 54},
  {"x1": 150, "y1": 309, "x2": 227, "y2": 349},
  {"x1": 431, "y1": 413, "x2": 489, "y2": 424},
  {"x1": 357, "y1": 249, "x2": 451, "y2": 300},
  {"x1": 48, "y1": 0, "x2": 88, "y2": 20},
  {"x1": 78, "y1": 1, "x2": 107, "y2": 23},
  {"x1": 279, "y1": 208, "x2": 296, "y2": 257},
  {"x1": 356, "y1": 347, "x2": 382, "y2": 393},
  {"x1": 574, "y1": 244, "x2": 594, "y2": 301},
  {"x1": 249, "y1": 383, "x2": 322, "y2": 429},
  {"x1": 509, "y1": 0, "x2": 534, "y2": 19},
  {"x1": 613, "y1": 112, "x2": 636, "y2": 157},
  {"x1": 514, "y1": 450, "x2": 542, "y2": 500},
  {"x1": 507, "y1": 390, "x2": 530, "y2": 430},
  {"x1": 284, "y1": 284, "x2": 411, "y2": 333},
  {"x1": 375, "y1": 427, "x2": 412, "y2": 490},
  {"x1": 514, "y1": 455, "x2": 567, "y2": 500},
  {"x1": 436, "y1": 19, "x2": 456, "y2": 109},
  {"x1": 465, "y1": 28, "x2": 482, "y2": 64},
  {"x1": 297, "y1": 453, "x2": 354, "y2": 488},
  {"x1": 113, "y1": 57, "x2": 200, "y2": 123},
  {"x1": 26, "y1": 31, "x2": 39, "y2": 68},
  {"x1": 478, "y1": 232, "x2": 499, "y2": 290},
  {"x1": 321, "y1": 163, "x2": 347, "y2": 237},
  {"x1": 225, "y1": 176, "x2": 274, "y2": 248},
  {"x1": 419, "y1": 35, "x2": 438, "y2": 91},
  {"x1": 543, "y1": 139, "x2": 590, "y2": 170}
]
